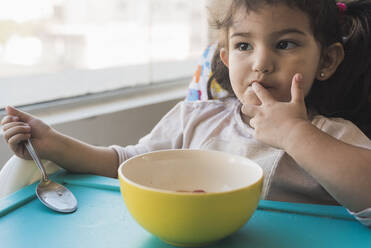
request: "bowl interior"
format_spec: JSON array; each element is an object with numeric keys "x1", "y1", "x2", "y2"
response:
[{"x1": 119, "y1": 149, "x2": 263, "y2": 193}]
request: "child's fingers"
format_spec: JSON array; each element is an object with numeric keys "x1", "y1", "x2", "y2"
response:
[
  {"x1": 291, "y1": 73, "x2": 304, "y2": 104},
  {"x1": 1, "y1": 115, "x2": 19, "y2": 126},
  {"x1": 241, "y1": 104, "x2": 258, "y2": 118},
  {"x1": 3, "y1": 124, "x2": 31, "y2": 143},
  {"x1": 5, "y1": 106, "x2": 32, "y2": 122},
  {"x1": 249, "y1": 117, "x2": 256, "y2": 129},
  {"x1": 7, "y1": 133, "x2": 31, "y2": 147},
  {"x1": 242, "y1": 87, "x2": 262, "y2": 106},
  {"x1": 2, "y1": 122, "x2": 29, "y2": 132},
  {"x1": 252, "y1": 83, "x2": 275, "y2": 104}
]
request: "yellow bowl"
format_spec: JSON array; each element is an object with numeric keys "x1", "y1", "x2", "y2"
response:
[{"x1": 118, "y1": 149, "x2": 263, "y2": 247}]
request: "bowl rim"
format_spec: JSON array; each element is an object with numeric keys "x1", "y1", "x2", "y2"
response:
[{"x1": 118, "y1": 149, "x2": 264, "y2": 196}]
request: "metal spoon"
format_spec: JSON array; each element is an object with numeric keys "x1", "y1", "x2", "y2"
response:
[{"x1": 25, "y1": 139, "x2": 78, "y2": 213}]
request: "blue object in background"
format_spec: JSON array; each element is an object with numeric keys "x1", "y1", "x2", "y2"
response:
[{"x1": 187, "y1": 89, "x2": 201, "y2": 101}]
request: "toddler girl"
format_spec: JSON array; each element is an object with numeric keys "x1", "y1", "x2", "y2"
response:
[{"x1": 2, "y1": 0, "x2": 371, "y2": 226}]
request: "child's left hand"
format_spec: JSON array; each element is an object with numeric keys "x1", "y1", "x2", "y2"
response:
[{"x1": 241, "y1": 73, "x2": 309, "y2": 150}]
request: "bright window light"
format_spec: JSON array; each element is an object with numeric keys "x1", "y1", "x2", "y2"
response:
[{"x1": 0, "y1": 0, "x2": 208, "y2": 108}]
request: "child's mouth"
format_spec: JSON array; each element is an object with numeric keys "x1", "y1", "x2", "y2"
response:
[{"x1": 250, "y1": 80, "x2": 272, "y2": 89}]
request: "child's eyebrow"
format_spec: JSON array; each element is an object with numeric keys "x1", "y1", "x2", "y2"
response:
[
  {"x1": 230, "y1": 32, "x2": 252, "y2": 39},
  {"x1": 272, "y1": 28, "x2": 307, "y2": 37},
  {"x1": 230, "y1": 28, "x2": 307, "y2": 39}
]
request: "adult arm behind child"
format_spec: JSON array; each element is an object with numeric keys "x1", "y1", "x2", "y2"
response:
[{"x1": 1, "y1": 106, "x2": 119, "y2": 178}]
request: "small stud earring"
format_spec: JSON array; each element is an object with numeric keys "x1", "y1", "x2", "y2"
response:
[{"x1": 320, "y1": 72, "x2": 325, "y2": 78}]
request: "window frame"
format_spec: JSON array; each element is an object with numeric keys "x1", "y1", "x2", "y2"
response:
[{"x1": 0, "y1": 57, "x2": 198, "y2": 112}]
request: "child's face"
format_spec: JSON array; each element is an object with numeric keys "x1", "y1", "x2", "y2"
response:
[{"x1": 221, "y1": 4, "x2": 322, "y2": 104}]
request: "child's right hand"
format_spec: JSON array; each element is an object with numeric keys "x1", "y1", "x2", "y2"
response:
[{"x1": 1, "y1": 106, "x2": 53, "y2": 160}]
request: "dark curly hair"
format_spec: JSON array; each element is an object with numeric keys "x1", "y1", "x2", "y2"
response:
[{"x1": 208, "y1": 0, "x2": 371, "y2": 138}]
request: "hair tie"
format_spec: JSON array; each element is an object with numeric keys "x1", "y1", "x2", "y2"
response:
[{"x1": 336, "y1": 2, "x2": 347, "y2": 14}]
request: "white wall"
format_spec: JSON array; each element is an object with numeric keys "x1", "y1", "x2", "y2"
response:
[{"x1": 0, "y1": 98, "x2": 181, "y2": 169}]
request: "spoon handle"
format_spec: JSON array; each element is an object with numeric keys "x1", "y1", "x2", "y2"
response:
[{"x1": 25, "y1": 139, "x2": 49, "y2": 182}]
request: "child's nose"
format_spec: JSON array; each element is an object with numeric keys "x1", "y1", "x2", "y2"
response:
[{"x1": 251, "y1": 49, "x2": 274, "y2": 74}]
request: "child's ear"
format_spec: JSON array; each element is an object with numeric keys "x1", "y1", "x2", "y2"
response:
[
  {"x1": 316, "y1": 42, "x2": 344, "y2": 80},
  {"x1": 220, "y1": 47, "x2": 229, "y2": 68}
]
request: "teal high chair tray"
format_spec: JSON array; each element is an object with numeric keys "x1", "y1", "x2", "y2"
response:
[{"x1": 0, "y1": 171, "x2": 370, "y2": 248}]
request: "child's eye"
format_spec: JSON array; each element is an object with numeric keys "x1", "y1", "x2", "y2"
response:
[
  {"x1": 236, "y1": 42, "x2": 252, "y2": 51},
  {"x1": 276, "y1": 41, "x2": 297, "y2": 50}
]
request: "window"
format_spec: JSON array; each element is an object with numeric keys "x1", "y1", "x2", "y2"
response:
[{"x1": 0, "y1": 0, "x2": 208, "y2": 108}]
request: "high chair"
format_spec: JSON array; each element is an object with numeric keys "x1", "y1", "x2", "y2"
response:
[
  {"x1": 0, "y1": 155, "x2": 61, "y2": 198},
  {"x1": 186, "y1": 43, "x2": 229, "y2": 101}
]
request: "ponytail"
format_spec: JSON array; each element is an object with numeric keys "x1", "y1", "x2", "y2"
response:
[
  {"x1": 344, "y1": 0, "x2": 371, "y2": 137},
  {"x1": 303, "y1": 0, "x2": 371, "y2": 138}
]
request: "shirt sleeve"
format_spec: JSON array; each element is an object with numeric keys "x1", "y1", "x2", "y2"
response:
[
  {"x1": 312, "y1": 115, "x2": 371, "y2": 149},
  {"x1": 312, "y1": 115, "x2": 371, "y2": 227},
  {"x1": 110, "y1": 101, "x2": 186, "y2": 165}
]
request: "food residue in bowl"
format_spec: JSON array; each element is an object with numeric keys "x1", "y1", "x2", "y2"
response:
[{"x1": 176, "y1": 189, "x2": 206, "y2": 193}]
